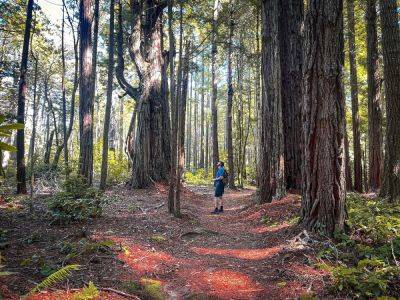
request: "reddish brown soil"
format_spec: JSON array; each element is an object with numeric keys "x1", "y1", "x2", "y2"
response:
[{"x1": 0, "y1": 184, "x2": 330, "y2": 299}]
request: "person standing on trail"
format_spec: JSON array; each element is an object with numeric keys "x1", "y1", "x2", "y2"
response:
[{"x1": 212, "y1": 161, "x2": 226, "y2": 214}]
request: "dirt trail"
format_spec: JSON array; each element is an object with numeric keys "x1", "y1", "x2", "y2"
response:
[{"x1": 0, "y1": 184, "x2": 328, "y2": 299}]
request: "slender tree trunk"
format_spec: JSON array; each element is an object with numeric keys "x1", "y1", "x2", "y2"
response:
[
  {"x1": 168, "y1": 0, "x2": 178, "y2": 214},
  {"x1": 211, "y1": 0, "x2": 220, "y2": 175},
  {"x1": 193, "y1": 76, "x2": 198, "y2": 170},
  {"x1": 301, "y1": 0, "x2": 346, "y2": 236},
  {"x1": 100, "y1": 0, "x2": 115, "y2": 190},
  {"x1": 61, "y1": 4, "x2": 69, "y2": 175},
  {"x1": 175, "y1": 41, "x2": 190, "y2": 217},
  {"x1": 366, "y1": 0, "x2": 383, "y2": 192},
  {"x1": 379, "y1": 0, "x2": 400, "y2": 201},
  {"x1": 186, "y1": 79, "x2": 192, "y2": 170},
  {"x1": 346, "y1": 0, "x2": 363, "y2": 193},
  {"x1": 199, "y1": 55, "x2": 205, "y2": 169},
  {"x1": 279, "y1": 0, "x2": 303, "y2": 191},
  {"x1": 16, "y1": 0, "x2": 34, "y2": 194},
  {"x1": 119, "y1": 98, "x2": 124, "y2": 159},
  {"x1": 226, "y1": 2, "x2": 235, "y2": 188},
  {"x1": 78, "y1": 0, "x2": 95, "y2": 184},
  {"x1": 53, "y1": 0, "x2": 79, "y2": 168},
  {"x1": 344, "y1": 119, "x2": 353, "y2": 190},
  {"x1": 28, "y1": 54, "x2": 39, "y2": 166}
]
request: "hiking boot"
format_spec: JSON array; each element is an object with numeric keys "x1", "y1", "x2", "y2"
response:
[{"x1": 212, "y1": 208, "x2": 219, "y2": 214}]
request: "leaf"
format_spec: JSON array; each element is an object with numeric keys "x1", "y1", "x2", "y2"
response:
[
  {"x1": 27, "y1": 264, "x2": 80, "y2": 296},
  {"x1": 0, "y1": 115, "x2": 5, "y2": 124},
  {"x1": 0, "y1": 142, "x2": 16, "y2": 152},
  {"x1": 0, "y1": 123, "x2": 24, "y2": 130}
]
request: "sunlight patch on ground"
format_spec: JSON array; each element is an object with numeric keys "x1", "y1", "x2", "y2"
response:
[
  {"x1": 179, "y1": 269, "x2": 264, "y2": 299},
  {"x1": 118, "y1": 243, "x2": 176, "y2": 275},
  {"x1": 191, "y1": 246, "x2": 282, "y2": 260},
  {"x1": 251, "y1": 223, "x2": 291, "y2": 234}
]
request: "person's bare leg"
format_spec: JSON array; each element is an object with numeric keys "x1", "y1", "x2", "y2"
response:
[{"x1": 214, "y1": 197, "x2": 219, "y2": 209}]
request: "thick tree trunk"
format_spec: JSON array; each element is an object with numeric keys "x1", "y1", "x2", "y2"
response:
[
  {"x1": 346, "y1": 0, "x2": 363, "y2": 193},
  {"x1": 301, "y1": 0, "x2": 346, "y2": 236},
  {"x1": 366, "y1": 0, "x2": 383, "y2": 192},
  {"x1": 130, "y1": 0, "x2": 169, "y2": 188},
  {"x1": 100, "y1": 0, "x2": 115, "y2": 190},
  {"x1": 78, "y1": 0, "x2": 95, "y2": 185},
  {"x1": 379, "y1": 0, "x2": 400, "y2": 201},
  {"x1": 279, "y1": 0, "x2": 303, "y2": 191},
  {"x1": 211, "y1": 0, "x2": 220, "y2": 175},
  {"x1": 259, "y1": 0, "x2": 281, "y2": 203},
  {"x1": 226, "y1": 3, "x2": 235, "y2": 188},
  {"x1": 16, "y1": 0, "x2": 34, "y2": 194}
]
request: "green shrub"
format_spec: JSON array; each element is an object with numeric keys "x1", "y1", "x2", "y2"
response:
[
  {"x1": 332, "y1": 259, "x2": 400, "y2": 298},
  {"x1": 46, "y1": 175, "x2": 104, "y2": 224},
  {"x1": 184, "y1": 168, "x2": 213, "y2": 185}
]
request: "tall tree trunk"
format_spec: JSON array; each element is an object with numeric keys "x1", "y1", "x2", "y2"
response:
[
  {"x1": 193, "y1": 76, "x2": 198, "y2": 170},
  {"x1": 346, "y1": 0, "x2": 363, "y2": 193},
  {"x1": 16, "y1": 0, "x2": 34, "y2": 194},
  {"x1": 168, "y1": 0, "x2": 177, "y2": 214},
  {"x1": 211, "y1": 0, "x2": 221, "y2": 175},
  {"x1": 226, "y1": 2, "x2": 235, "y2": 188},
  {"x1": 53, "y1": 0, "x2": 79, "y2": 168},
  {"x1": 78, "y1": 0, "x2": 95, "y2": 184},
  {"x1": 199, "y1": 54, "x2": 205, "y2": 169},
  {"x1": 259, "y1": 0, "x2": 280, "y2": 203},
  {"x1": 379, "y1": 0, "x2": 400, "y2": 201},
  {"x1": 366, "y1": 0, "x2": 383, "y2": 192},
  {"x1": 279, "y1": 0, "x2": 303, "y2": 191},
  {"x1": 301, "y1": 0, "x2": 346, "y2": 236},
  {"x1": 130, "y1": 0, "x2": 169, "y2": 188},
  {"x1": 100, "y1": 0, "x2": 115, "y2": 190},
  {"x1": 175, "y1": 41, "x2": 190, "y2": 217},
  {"x1": 28, "y1": 54, "x2": 39, "y2": 166},
  {"x1": 61, "y1": 3, "x2": 69, "y2": 174}
]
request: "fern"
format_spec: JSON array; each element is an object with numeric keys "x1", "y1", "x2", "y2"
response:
[
  {"x1": 27, "y1": 264, "x2": 80, "y2": 296},
  {"x1": 73, "y1": 281, "x2": 99, "y2": 300}
]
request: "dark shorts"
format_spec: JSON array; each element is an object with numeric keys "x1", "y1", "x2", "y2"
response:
[{"x1": 215, "y1": 181, "x2": 225, "y2": 197}]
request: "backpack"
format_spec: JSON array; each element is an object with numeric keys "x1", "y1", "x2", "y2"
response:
[{"x1": 222, "y1": 170, "x2": 229, "y2": 185}]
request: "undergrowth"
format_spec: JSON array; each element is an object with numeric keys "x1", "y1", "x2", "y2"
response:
[
  {"x1": 46, "y1": 175, "x2": 104, "y2": 224},
  {"x1": 317, "y1": 193, "x2": 400, "y2": 298},
  {"x1": 184, "y1": 168, "x2": 213, "y2": 186}
]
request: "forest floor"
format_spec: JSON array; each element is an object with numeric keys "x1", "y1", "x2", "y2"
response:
[{"x1": 0, "y1": 183, "x2": 332, "y2": 299}]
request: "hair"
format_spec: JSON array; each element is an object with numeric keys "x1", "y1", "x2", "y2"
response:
[{"x1": 218, "y1": 161, "x2": 224, "y2": 167}]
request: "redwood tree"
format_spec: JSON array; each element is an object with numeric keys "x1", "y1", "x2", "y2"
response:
[
  {"x1": 366, "y1": 0, "x2": 382, "y2": 192},
  {"x1": 78, "y1": 0, "x2": 95, "y2": 184},
  {"x1": 279, "y1": 0, "x2": 303, "y2": 191},
  {"x1": 346, "y1": 0, "x2": 363, "y2": 193},
  {"x1": 129, "y1": 0, "x2": 170, "y2": 188},
  {"x1": 379, "y1": 0, "x2": 400, "y2": 202},
  {"x1": 301, "y1": 0, "x2": 346, "y2": 235}
]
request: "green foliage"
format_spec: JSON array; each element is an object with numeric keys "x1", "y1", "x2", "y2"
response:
[
  {"x1": 347, "y1": 193, "x2": 400, "y2": 243},
  {"x1": 93, "y1": 141, "x2": 130, "y2": 184},
  {"x1": 120, "y1": 280, "x2": 139, "y2": 294},
  {"x1": 332, "y1": 259, "x2": 400, "y2": 298},
  {"x1": 184, "y1": 168, "x2": 213, "y2": 185},
  {"x1": 150, "y1": 234, "x2": 166, "y2": 243},
  {"x1": 27, "y1": 264, "x2": 80, "y2": 296},
  {"x1": 46, "y1": 175, "x2": 104, "y2": 223},
  {"x1": 73, "y1": 281, "x2": 99, "y2": 300},
  {"x1": 319, "y1": 194, "x2": 400, "y2": 298},
  {"x1": 0, "y1": 115, "x2": 23, "y2": 152},
  {"x1": 140, "y1": 278, "x2": 165, "y2": 300}
]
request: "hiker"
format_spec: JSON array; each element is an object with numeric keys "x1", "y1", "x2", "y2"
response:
[{"x1": 212, "y1": 161, "x2": 227, "y2": 214}]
